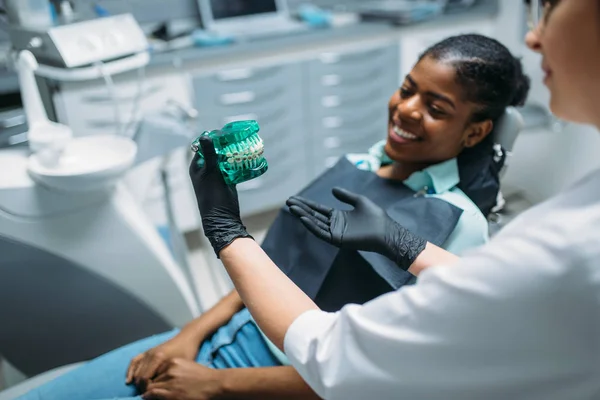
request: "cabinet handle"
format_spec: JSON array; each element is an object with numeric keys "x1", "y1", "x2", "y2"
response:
[
  {"x1": 215, "y1": 66, "x2": 284, "y2": 82},
  {"x1": 319, "y1": 53, "x2": 340, "y2": 64},
  {"x1": 322, "y1": 96, "x2": 341, "y2": 108},
  {"x1": 216, "y1": 69, "x2": 254, "y2": 81},
  {"x1": 319, "y1": 47, "x2": 388, "y2": 65},
  {"x1": 219, "y1": 91, "x2": 256, "y2": 105},
  {"x1": 0, "y1": 114, "x2": 26, "y2": 129},
  {"x1": 321, "y1": 74, "x2": 341, "y2": 87}
]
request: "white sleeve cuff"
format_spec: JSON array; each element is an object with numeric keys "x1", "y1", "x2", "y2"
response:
[
  {"x1": 283, "y1": 309, "x2": 339, "y2": 397},
  {"x1": 284, "y1": 309, "x2": 329, "y2": 355}
]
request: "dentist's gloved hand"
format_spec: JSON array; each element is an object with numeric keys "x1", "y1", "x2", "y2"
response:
[
  {"x1": 286, "y1": 187, "x2": 427, "y2": 271},
  {"x1": 189, "y1": 135, "x2": 253, "y2": 257}
]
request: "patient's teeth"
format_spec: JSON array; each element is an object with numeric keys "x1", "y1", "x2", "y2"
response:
[{"x1": 393, "y1": 126, "x2": 418, "y2": 140}]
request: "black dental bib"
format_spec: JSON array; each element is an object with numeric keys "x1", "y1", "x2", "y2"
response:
[{"x1": 261, "y1": 158, "x2": 463, "y2": 311}]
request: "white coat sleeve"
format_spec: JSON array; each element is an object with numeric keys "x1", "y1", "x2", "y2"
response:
[{"x1": 283, "y1": 235, "x2": 598, "y2": 400}]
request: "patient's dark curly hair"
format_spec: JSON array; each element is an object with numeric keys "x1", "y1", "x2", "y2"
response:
[{"x1": 418, "y1": 34, "x2": 531, "y2": 216}]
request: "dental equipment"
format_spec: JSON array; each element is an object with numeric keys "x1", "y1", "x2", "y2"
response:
[
  {"x1": 0, "y1": 46, "x2": 200, "y2": 380},
  {"x1": 6, "y1": 12, "x2": 148, "y2": 69}
]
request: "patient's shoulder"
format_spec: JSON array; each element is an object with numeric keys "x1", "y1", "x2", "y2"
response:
[
  {"x1": 434, "y1": 188, "x2": 489, "y2": 254},
  {"x1": 345, "y1": 140, "x2": 389, "y2": 172}
]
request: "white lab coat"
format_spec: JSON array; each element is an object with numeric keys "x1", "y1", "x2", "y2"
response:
[{"x1": 283, "y1": 168, "x2": 600, "y2": 400}]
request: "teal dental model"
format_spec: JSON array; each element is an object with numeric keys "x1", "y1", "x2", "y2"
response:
[{"x1": 191, "y1": 120, "x2": 268, "y2": 186}]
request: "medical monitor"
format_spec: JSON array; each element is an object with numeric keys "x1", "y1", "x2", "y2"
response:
[{"x1": 199, "y1": 0, "x2": 291, "y2": 31}]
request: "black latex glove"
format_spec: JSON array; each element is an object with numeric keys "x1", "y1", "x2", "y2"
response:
[
  {"x1": 189, "y1": 135, "x2": 253, "y2": 257},
  {"x1": 286, "y1": 187, "x2": 427, "y2": 271}
]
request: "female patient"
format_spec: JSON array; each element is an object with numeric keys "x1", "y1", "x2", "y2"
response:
[{"x1": 18, "y1": 34, "x2": 529, "y2": 400}]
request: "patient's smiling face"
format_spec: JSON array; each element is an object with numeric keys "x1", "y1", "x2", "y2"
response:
[{"x1": 384, "y1": 56, "x2": 492, "y2": 170}]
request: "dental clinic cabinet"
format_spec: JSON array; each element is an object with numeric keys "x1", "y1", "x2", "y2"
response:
[
  {"x1": 53, "y1": 41, "x2": 399, "y2": 232},
  {"x1": 192, "y1": 42, "x2": 399, "y2": 220},
  {"x1": 53, "y1": 17, "x2": 495, "y2": 233}
]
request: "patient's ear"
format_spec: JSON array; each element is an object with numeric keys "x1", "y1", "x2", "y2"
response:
[{"x1": 464, "y1": 120, "x2": 493, "y2": 148}]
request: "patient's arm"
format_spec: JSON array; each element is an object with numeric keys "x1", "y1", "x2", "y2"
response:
[
  {"x1": 408, "y1": 242, "x2": 460, "y2": 276},
  {"x1": 179, "y1": 289, "x2": 244, "y2": 344},
  {"x1": 218, "y1": 366, "x2": 321, "y2": 400}
]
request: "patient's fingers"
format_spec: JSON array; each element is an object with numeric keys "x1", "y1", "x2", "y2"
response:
[
  {"x1": 299, "y1": 216, "x2": 332, "y2": 242},
  {"x1": 287, "y1": 196, "x2": 332, "y2": 216},
  {"x1": 287, "y1": 200, "x2": 330, "y2": 224},
  {"x1": 135, "y1": 356, "x2": 155, "y2": 389},
  {"x1": 139, "y1": 356, "x2": 164, "y2": 386},
  {"x1": 126, "y1": 354, "x2": 143, "y2": 384},
  {"x1": 143, "y1": 383, "x2": 172, "y2": 400},
  {"x1": 151, "y1": 369, "x2": 172, "y2": 384}
]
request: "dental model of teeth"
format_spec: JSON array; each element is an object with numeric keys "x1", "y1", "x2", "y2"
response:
[
  {"x1": 223, "y1": 135, "x2": 265, "y2": 170},
  {"x1": 191, "y1": 120, "x2": 269, "y2": 185}
]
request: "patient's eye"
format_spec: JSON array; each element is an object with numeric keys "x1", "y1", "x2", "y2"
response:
[
  {"x1": 428, "y1": 104, "x2": 446, "y2": 117},
  {"x1": 399, "y1": 87, "x2": 413, "y2": 98}
]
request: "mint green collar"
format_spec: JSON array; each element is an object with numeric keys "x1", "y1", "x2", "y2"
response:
[{"x1": 403, "y1": 158, "x2": 460, "y2": 195}]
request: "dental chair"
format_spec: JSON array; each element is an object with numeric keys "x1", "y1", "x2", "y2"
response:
[
  {"x1": 494, "y1": 107, "x2": 525, "y2": 177},
  {"x1": 489, "y1": 106, "x2": 525, "y2": 220},
  {"x1": 0, "y1": 107, "x2": 524, "y2": 400}
]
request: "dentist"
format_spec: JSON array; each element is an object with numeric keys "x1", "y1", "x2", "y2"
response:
[{"x1": 187, "y1": 1, "x2": 600, "y2": 399}]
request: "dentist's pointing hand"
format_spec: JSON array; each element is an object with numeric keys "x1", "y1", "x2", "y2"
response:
[{"x1": 286, "y1": 187, "x2": 427, "y2": 271}]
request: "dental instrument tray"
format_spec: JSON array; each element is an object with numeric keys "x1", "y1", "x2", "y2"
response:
[{"x1": 191, "y1": 120, "x2": 268, "y2": 186}]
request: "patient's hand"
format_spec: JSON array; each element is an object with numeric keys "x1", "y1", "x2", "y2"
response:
[
  {"x1": 126, "y1": 333, "x2": 200, "y2": 392},
  {"x1": 142, "y1": 358, "x2": 223, "y2": 400}
]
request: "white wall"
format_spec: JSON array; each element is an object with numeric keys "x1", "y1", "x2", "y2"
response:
[
  {"x1": 503, "y1": 124, "x2": 600, "y2": 204},
  {"x1": 493, "y1": 0, "x2": 528, "y2": 56}
]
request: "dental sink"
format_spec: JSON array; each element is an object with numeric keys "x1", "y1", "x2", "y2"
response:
[{"x1": 28, "y1": 135, "x2": 137, "y2": 192}]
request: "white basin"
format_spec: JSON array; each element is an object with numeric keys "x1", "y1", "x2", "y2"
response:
[{"x1": 28, "y1": 135, "x2": 138, "y2": 192}]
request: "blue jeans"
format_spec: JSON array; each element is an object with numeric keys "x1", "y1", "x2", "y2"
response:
[{"x1": 18, "y1": 308, "x2": 281, "y2": 400}]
